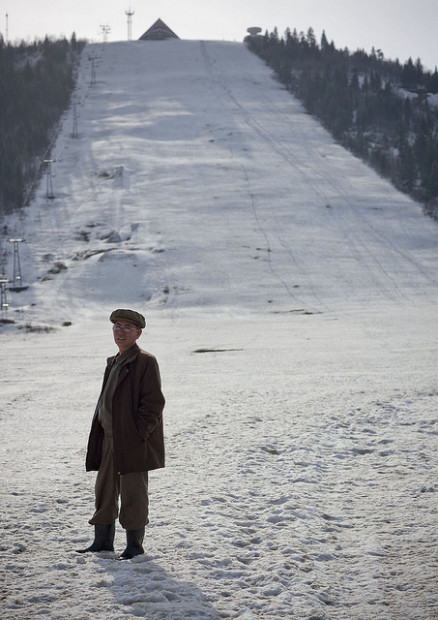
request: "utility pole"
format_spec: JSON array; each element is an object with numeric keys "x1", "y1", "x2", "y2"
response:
[
  {"x1": 125, "y1": 8, "x2": 134, "y2": 41},
  {"x1": 5, "y1": 13, "x2": 8, "y2": 43}
]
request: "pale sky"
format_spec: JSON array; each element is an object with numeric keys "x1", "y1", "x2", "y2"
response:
[{"x1": 2, "y1": 0, "x2": 437, "y2": 70}]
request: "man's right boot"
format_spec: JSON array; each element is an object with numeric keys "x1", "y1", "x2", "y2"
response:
[
  {"x1": 76, "y1": 523, "x2": 115, "y2": 553},
  {"x1": 118, "y1": 527, "x2": 145, "y2": 560}
]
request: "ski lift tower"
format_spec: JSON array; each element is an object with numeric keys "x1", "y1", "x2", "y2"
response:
[
  {"x1": 9, "y1": 238, "x2": 27, "y2": 291},
  {"x1": 0, "y1": 277, "x2": 9, "y2": 315},
  {"x1": 125, "y1": 8, "x2": 134, "y2": 41},
  {"x1": 71, "y1": 99, "x2": 79, "y2": 138},
  {"x1": 44, "y1": 159, "x2": 55, "y2": 200},
  {"x1": 100, "y1": 24, "x2": 111, "y2": 43},
  {"x1": 88, "y1": 53, "x2": 97, "y2": 85}
]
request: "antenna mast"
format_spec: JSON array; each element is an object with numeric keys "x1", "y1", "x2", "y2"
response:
[{"x1": 125, "y1": 8, "x2": 134, "y2": 41}]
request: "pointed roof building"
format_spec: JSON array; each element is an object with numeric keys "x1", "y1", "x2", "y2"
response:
[{"x1": 139, "y1": 18, "x2": 179, "y2": 41}]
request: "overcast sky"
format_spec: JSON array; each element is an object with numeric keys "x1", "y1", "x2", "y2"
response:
[{"x1": 2, "y1": 0, "x2": 437, "y2": 70}]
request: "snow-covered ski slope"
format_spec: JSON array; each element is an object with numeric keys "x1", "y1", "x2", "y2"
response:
[
  {"x1": 5, "y1": 39, "x2": 437, "y2": 319},
  {"x1": 1, "y1": 40, "x2": 437, "y2": 619}
]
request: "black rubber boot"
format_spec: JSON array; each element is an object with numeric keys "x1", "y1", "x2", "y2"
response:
[
  {"x1": 118, "y1": 527, "x2": 145, "y2": 560},
  {"x1": 76, "y1": 523, "x2": 115, "y2": 553}
]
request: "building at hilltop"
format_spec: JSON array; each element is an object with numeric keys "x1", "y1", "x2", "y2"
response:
[
  {"x1": 139, "y1": 19, "x2": 179, "y2": 41},
  {"x1": 244, "y1": 27, "x2": 262, "y2": 45}
]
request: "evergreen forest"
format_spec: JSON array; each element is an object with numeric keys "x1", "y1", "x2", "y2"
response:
[
  {"x1": 246, "y1": 28, "x2": 438, "y2": 219},
  {"x1": 0, "y1": 35, "x2": 85, "y2": 217}
]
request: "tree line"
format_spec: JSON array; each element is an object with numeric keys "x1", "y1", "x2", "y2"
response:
[
  {"x1": 0, "y1": 35, "x2": 85, "y2": 217},
  {"x1": 246, "y1": 28, "x2": 438, "y2": 219}
]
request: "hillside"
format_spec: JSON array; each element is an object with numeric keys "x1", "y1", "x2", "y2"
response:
[{"x1": 0, "y1": 40, "x2": 437, "y2": 620}]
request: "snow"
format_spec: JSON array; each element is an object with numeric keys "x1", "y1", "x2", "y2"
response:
[{"x1": 1, "y1": 40, "x2": 437, "y2": 619}]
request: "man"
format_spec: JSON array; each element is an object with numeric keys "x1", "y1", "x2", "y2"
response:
[{"x1": 77, "y1": 308, "x2": 165, "y2": 560}]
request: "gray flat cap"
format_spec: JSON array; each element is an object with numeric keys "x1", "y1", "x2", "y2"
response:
[{"x1": 109, "y1": 308, "x2": 146, "y2": 329}]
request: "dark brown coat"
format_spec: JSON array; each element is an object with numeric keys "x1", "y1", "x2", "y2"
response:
[{"x1": 85, "y1": 344, "x2": 165, "y2": 475}]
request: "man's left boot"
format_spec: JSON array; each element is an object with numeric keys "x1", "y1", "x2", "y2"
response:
[{"x1": 119, "y1": 527, "x2": 145, "y2": 560}]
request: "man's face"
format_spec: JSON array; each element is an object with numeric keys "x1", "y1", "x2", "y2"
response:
[{"x1": 112, "y1": 320, "x2": 141, "y2": 352}]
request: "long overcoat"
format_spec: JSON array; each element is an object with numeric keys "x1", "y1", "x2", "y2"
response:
[{"x1": 85, "y1": 344, "x2": 165, "y2": 475}]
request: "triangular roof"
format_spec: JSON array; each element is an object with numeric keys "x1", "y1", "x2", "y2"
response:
[{"x1": 139, "y1": 19, "x2": 179, "y2": 41}]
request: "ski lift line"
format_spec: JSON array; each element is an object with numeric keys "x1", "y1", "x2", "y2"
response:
[
  {"x1": 22, "y1": 64, "x2": 90, "y2": 207},
  {"x1": 20, "y1": 41, "x2": 102, "y2": 209}
]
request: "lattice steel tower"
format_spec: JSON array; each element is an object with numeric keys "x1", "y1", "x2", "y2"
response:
[{"x1": 9, "y1": 238, "x2": 25, "y2": 287}]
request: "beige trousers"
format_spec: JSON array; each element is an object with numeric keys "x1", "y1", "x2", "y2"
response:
[{"x1": 89, "y1": 434, "x2": 149, "y2": 530}]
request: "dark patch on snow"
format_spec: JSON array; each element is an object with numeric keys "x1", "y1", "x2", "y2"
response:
[
  {"x1": 48, "y1": 262, "x2": 67, "y2": 274},
  {"x1": 19, "y1": 323, "x2": 56, "y2": 333},
  {"x1": 71, "y1": 248, "x2": 115, "y2": 260},
  {"x1": 261, "y1": 446, "x2": 280, "y2": 455},
  {"x1": 271, "y1": 309, "x2": 321, "y2": 315},
  {"x1": 193, "y1": 348, "x2": 243, "y2": 353}
]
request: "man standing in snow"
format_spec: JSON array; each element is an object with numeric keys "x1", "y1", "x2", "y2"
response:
[{"x1": 77, "y1": 308, "x2": 165, "y2": 560}]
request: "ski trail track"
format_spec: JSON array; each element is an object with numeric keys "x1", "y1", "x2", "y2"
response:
[{"x1": 198, "y1": 41, "x2": 437, "y2": 309}]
